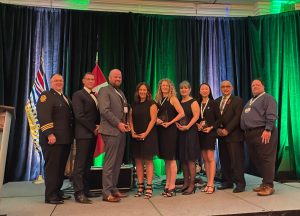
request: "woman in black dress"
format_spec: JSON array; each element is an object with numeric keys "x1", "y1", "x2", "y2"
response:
[
  {"x1": 176, "y1": 81, "x2": 200, "y2": 195},
  {"x1": 197, "y1": 83, "x2": 221, "y2": 194},
  {"x1": 155, "y1": 79, "x2": 184, "y2": 197},
  {"x1": 129, "y1": 82, "x2": 158, "y2": 199}
]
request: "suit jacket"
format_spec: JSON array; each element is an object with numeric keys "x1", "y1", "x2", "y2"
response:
[
  {"x1": 37, "y1": 88, "x2": 74, "y2": 145},
  {"x1": 72, "y1": 89, "x2": 100, "y2": 139},
  {"x1": 97, "y1": 84, "x2": 127, "y2": 136},
  {"x1": 215, "y1": 95, "x2": 243, "y2": 142}
]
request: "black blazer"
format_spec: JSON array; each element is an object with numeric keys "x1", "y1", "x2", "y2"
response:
[
  {"x1": 198, "y1": 99, "x2": 221, "y2": 132},
  {"x1": 37, "y1": 88, "x2": 74, "y2": 145},
  {"x1": 215, "y1": 95, "x2": 243, "y2": 142},
  {"x1": 72, "y1": 89, "x2": 100, "y2": 139}
]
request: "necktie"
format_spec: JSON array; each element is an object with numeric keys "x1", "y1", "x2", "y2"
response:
[
  {"x1": 60, "y1": 93, "x2": 70, "y2": 105},
  {"x1": 90, "y1": 91, "x2": 95, "y2": 95},
  {"x1": 220, "y1": 96, "x2": 227, "y2": 115}
]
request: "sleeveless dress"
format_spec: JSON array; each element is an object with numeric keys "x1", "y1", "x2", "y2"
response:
[
  {"x1": 131, "y1": 100, "x2": 159, "y2": 160},
  {"x1": 157, "y1": 97, "x2": 178, "y2": 160},
  {"x1": 178, "y1": 99, "x2": 200, "y2": 161}
]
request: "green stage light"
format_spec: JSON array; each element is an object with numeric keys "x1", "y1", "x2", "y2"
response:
[
  {"x1": 270, "y1": 0, "x2": 298, "y2": 14},
  {"x1": 65, "y1": 0, "x2": 90, "y2": 9}
]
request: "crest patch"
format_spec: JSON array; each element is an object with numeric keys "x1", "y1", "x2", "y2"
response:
[{"x1": 40, "y1": 95, "x2": 47, "y2": 102}]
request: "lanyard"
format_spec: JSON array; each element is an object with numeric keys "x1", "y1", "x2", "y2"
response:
[
  {"x1": 249, "y1": 92, "x2": 265, "y2": 106},
  {"x1": 160, "y1": 97, "x2": 167, "y2": 106},
  {"x1": 114, "y1": 88, "x2": 126, "y2": 104},
  {"x1": 200, "y1": 98, "x2": 209, "y2": 119}
]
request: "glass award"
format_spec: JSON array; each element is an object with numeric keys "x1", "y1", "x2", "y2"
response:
[
  {"x1": 202, "y1": 119, "x2": 208, "y2": 129},
  {"x1": 122, "y1": 103, "x2": 130, "y2": 130},
  {"x1": 158, "y1": 109, "x2": 168, "y2": 122},
  {"x1": 179, "y1": 116, "x2": 188, "y2": 126}
]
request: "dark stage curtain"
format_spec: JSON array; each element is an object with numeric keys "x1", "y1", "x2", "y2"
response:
[
  {"x1": 1, "y1": 2, "x2": 300, "y2": 181},
  {"x1": 248, "y1": 11, "x2": 300, "y2": 178}
]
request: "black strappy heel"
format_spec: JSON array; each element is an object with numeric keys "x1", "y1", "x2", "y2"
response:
[
  {"x1": 144, "y1": 184, "x2": 153, "y2": 199},
  {"x1": 134, "y1": 183, "x2": 144, "y2": 197}
]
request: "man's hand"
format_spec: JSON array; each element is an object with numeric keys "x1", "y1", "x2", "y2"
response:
[
  {"x1": 261, "y1": 130, "x2": 271, "y2": 144},
  {"x1": 118, "y1": 122, "x2": 131, "y2": 133},
  {"x1": 48, "y1": 134, "x2": 56, "y2": 145}
]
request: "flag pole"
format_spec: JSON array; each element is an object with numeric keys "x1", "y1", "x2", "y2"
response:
[{"x1": 33, "y1": 49, "x2": 45, "y2": 184}]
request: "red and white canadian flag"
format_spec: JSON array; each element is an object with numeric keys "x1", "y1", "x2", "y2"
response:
[{"x1": 92, "y1": 63, "x2": 108, "y2": 157}]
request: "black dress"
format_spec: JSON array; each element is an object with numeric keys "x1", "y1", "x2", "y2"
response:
[
  {"x1": 178, "y1": 99, "x2": 200, "y2": 161},
  {"x1": 131, "y1": 100, "x2": 159, "y2": 160},
  {"x1": 198, "y1": 99, "x2": 220, "y2": 150},
  {"x1": 157, "y1": 97, "x2": 178, "y2": 160}
]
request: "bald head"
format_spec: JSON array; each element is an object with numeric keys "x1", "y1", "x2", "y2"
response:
[
  {"x1": 220, "y1": 80, "x2": 233, "y2": 96},
  {"x1": 108, "y1": 69, "x2": 122, "y2": 88}
]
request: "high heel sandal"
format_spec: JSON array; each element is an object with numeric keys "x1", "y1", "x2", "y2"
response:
[
  {"x1": 182, "y1": 185, "x2": 196, "y2": 195},
  {"x1": 166, "y1": 188, "x2": 176, "y2": 197},
  {"x1": 134, "y1": 183, "x2": 144, "y2": 197},
  {"x1": 144, "y1": 184, "x2": 153, "y2": 199},
  {"x1": 205, "y1": 186, "x2": 215, "y2": 194},
  {"x1": 201, "y1": 185, "x2": 208, "y2": 192},
  {"x1": 161, "y1": 188, "x2": 168, "y2": 196}
]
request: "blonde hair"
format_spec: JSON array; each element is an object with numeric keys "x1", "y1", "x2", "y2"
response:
[{"x1": 155, "y1": 78, "x2": 177, "y2": 102}]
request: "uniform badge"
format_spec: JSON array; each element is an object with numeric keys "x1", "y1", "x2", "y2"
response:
[
  {"x1": 245, "y1": 107, "x2": 251, "y2": 113},
  {"x1": 40, "y1": 95, "x2": 47, "y2": 103}
]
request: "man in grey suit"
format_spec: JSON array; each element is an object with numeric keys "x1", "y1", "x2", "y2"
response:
[{"x1": 97, "y1": 69, "x2": 130, "y2": 202}]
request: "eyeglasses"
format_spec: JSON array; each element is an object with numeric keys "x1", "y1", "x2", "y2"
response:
[{"x1": 221, "y1": 85, "x2": 231, "y2": 88}]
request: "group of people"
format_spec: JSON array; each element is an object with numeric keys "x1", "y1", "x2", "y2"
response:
[{"x1": 36, "y1": 68, "x2": 278, "y2": 205}]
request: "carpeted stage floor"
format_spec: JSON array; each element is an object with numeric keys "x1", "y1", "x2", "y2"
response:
[{"x1": 1, "y1": 174, "x2": 300, "y2": 216}]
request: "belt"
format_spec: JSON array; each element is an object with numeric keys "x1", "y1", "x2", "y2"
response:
[{"x1": 244, "y1": 126, "x2": 265, "y2": 133}]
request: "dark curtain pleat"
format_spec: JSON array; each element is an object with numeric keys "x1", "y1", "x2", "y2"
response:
[
  {"x1": 68, "y1": 10, "x2": 97, "y2": 94},
  {"x1": 0, "y1": 4, "x2": 36, "y2": 181}
]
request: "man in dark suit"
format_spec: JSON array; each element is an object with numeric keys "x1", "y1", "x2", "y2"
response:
[
  {"x1": 216, "y1": 80, "x2": 246, "y2": 193},
  {"x1": 97, "y1": 69, "x2": 130, "y2": 202},
  {"x1": 72, "y1": 73, "x2": 100, "y2": 204},
  {"x1": 37, "y1": 73, "x2": 74, "y2": 204}
]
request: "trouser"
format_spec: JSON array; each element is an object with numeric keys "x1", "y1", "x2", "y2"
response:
[
  {"x1": 245, "y1": 127, "x2": 278, "y2": 187},
  {"x1": 219, "y1": 139, "x2": 246, "y2": 188},
  {"x1": 73, "y1": 138, "x2": 96, "y2": 193},
  {"x1": 101, "y1": 133, "x2": 126, "y2": 196},
  {"x1": 41, "y1": 143, "x2": 71, "y2": 200}
]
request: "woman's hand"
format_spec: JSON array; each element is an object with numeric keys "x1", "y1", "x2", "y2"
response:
[{"x1": 202, "y1": 126, "x2": 213, "y2": 133}]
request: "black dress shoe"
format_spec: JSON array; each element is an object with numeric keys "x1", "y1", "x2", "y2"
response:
[
  {"x1": 58, "y1": 194, "x2": 71, "y2": 200},
  {"x1": 85, "y1": 191, "x2": 100, "y2": 198},
  {"x1": 217, "y1": 184, "x2": 234, "y2": 190},
  {"x1": 233, "y1": 187, "x2": 245, "y2": 193},
  {"x1": 45, "y1": 199, "x2": 64, "y2": 205},
  {"x1": 75, "y1": 192, "x2": 92, "y2": 204},
  {"x1": 57, "y1": 191, "x2": 72, "y2": 200}
]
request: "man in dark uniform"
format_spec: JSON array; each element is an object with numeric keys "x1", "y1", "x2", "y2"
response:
[
  {"x1": 72, "y1": 73, "x2": 100, "y2": 204},
  {"x1": 241, "y1": 79, "x2": 278, "y2": 196},
  {"x1": 37, "y1": 73, "x2": 74, "y2": 204},
  {"x1": 216, "y1": 80, "x2": 246, "y2": 193}
]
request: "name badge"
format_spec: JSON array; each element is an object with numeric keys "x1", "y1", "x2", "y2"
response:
[
  {"x1": 245, "y1": 107, "x2": 251, "y2": 113},
  {"x1": 124, "y1": 106, "x2": 128, "y2": 113}
]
